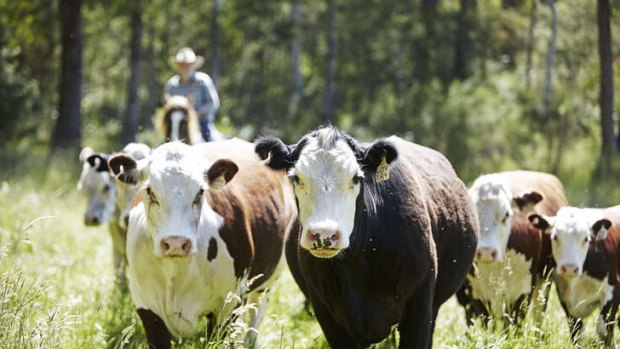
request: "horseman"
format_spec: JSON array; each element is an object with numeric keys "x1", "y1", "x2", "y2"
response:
[{"x1": 164, "y1": 47, "x2": 224, "y2": 141}]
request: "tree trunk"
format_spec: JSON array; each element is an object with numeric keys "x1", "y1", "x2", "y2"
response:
[
  {"x1": 598, "y1": 0, "x2": 616, "y2": 154},
  {"x1": 122, "y1": 5, "x2": 143, "y2": 144},
  {"x1": 143, "y1": 26, "x2": 156, "y2": 130},
  {"x1": 212, "y1": 0, "x2": 221, "y2": 86},
  {"x1": 288, "y1": 0, "x2": 303, "y2": 119},
  {"x1": 543, "y1": 0, "x2": 556, "y2": 115},
  {"x1": 525, "y1": 0, "x2": 537, "y2": 87},
  {"x1": 421, "y1": 0, "x2": 439, "y2": 12},
  {"x1": 453, "y1": 0, "x2": 477, "y2": 81},
  {"x1": 52, "y1": 0, "x2": 83, "y2": 150},
  {"x1": 320, "y1": 0, "x2": 336, "y2": 126}
]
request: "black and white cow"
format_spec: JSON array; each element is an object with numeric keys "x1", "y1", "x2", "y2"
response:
[
  {"x1": 530, "y1": 206, "x2": 620, "y2": 347},
  {"x1": 108, "y1": 139, "x2": 297, "y2": 349},
  {"x1": 255, "y1": 127, "x2": 478, "y2": 349},
  {"x1": 77, "y1": 143, "x2": 151, "y2": 281}
]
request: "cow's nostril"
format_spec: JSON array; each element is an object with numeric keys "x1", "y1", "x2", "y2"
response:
[
  {"x1": 491, "y1": 250, "x2": 497, "y2": 259},
  {"x1": 161, "y1": 241, "x2": 170, "y2": 253},
  {"x1": 92, "y1": 217, "x2": 100, "y2": 224},
  {"x1": 182, "y1": 240, "x2": 191, "y2": 254}
]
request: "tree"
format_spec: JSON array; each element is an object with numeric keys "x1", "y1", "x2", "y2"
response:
[
  {"x1": 453, "y1": 0, "x2": 477, "y2": 80},
  {"x1": 212, "y1": 0, "x2": 221, "y2": 86},
  {"x1": 543, "y1": 0, "x2": 557, "y2": 115},
  {"x1": 52, "y1": 0, "x2": 83, "y2": 150},
  {"x1": 597, "y1": 0, "x2": 615, "y2": 154},
  {"x1": 320, "y1": 0, "x2": 336, "y2": 126},
  {"x1": 122, "y1": 1, "x2": 144, "y2": 144}
]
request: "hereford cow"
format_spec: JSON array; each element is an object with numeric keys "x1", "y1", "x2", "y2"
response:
[
  {"x1": 529, "y1": 206, "x2": 620, "y2": 347},
  {"x1": 254, "y1": 127, "x2": 478, "y2": 349},
  {"x1": 77, "y1": 143, "x2": 151, "y2": 282},
  {"x1": 456, "y1": 171, "x2": 568, "y2": 325},
  {"x1": 108, "y1": 139, "x2": 297, "y2": 349}
]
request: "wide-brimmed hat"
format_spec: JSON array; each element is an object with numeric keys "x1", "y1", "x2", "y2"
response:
[{"x1": 168, "y1": 47, "x2": 204, "y2": 70}]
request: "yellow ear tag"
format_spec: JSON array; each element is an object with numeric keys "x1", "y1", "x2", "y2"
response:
[
  {"x1": 375, "y1": 156, "x2": 389, "y2": 182},
  {"x1": 211, "y1": 174, "x2": 227, "y2": 191}
]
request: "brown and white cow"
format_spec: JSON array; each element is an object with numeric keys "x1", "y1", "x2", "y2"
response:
[
  {"x1": 108, "y1": 139, "x2": 297, "y2": 349},
  {"x1": 77, "y1": 143, "x2": 151, "y2": 282},
  {"x1": 456, "y1": 171, "x2": 568, "y2": 325},
  {"x1": 255, "y1": 127, "x2": 478, "y2": 349},
  {"x1": 529, "y1": 206, "x2": 620, "y2": 347}
]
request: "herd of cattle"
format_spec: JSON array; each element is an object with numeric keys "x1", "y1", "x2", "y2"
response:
[{"x1": 77, "y1": 123, "x2": 620, "y2": 348}]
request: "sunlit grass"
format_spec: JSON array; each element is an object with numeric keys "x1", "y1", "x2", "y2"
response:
[{"x1": 1, "y1": 152, "x2": 619, "y2": 348}]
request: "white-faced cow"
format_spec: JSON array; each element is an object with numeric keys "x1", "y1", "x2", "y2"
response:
[
  {"x1": 77, "y1": 143, "x2": 151, "y2": 282},
  {"x1": 254, "y1": 127, "x2": 478, "y2": 349},
  {"x1": 108, "y1": 139, "x2": 296, "y2": 349},
  {"x1": 529, "y1": 206, "x2": 620, "y2": 347},
  {"x1": 455, "y1": 171, "x2": 568, "y2": 324}
]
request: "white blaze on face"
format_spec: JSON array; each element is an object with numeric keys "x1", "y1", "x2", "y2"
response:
[
  {"x1": 548, "y1": 207, "x2": 597, "y2": 278},
  {"x1": 469, "y1": 176, "x2": 513, "y2": 262},
  {"x1": 77, "y1": 161, "x2": 116, "y2": 225},
  {"x1": 143, "y1": 142, "x2": 211, "y2": 257},
  {"x1": 170, "y1": 110, "x2": 186, "y2": 141},
  {"x1": 291, "y1": 131, "x2": 363, "y2": 257}
]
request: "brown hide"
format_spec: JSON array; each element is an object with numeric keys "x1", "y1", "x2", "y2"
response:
[
  {"x1": 196, "y1": 139, "x2": 297, "y2": 290},
  {"x1": 160, "y1": 96, "x2": 203, "y2": 144}
]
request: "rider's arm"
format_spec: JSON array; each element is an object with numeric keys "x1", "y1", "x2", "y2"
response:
[{"x1": 194, "y1": 73, "x2": 220, "y2": 121}]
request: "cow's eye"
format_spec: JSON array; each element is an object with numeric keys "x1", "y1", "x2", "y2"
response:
[
  {"x1": 146, "y1": 187, "x2": 158, "y2": 205},
  {"x1": 288, "y1": 175, "x2": 299, "y2": 185},
  {"x1": 352, "y1": 175, "x2": 362, "y2": 185},
  {"x1": 103, "y1": 184, "x2": 111, "y2": 193},
  {"x1": 583, "y1": 236, "x2": 589, "y2": 244},
  {"x1": 501, "y1": 212, "x2": 510, "y2": 224},
  {"x1": 194, "y1": 189, "x2": 204, "y2": 205},
  {"x1": 553, "y1": 235, "x2": 558, "y2": 242}
]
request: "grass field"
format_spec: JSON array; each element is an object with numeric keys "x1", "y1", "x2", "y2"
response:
[{"x1": 0, "y1": 150, "x2": 617, "y2": 348}]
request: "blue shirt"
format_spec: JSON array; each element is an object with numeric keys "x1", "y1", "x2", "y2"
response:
[{"x1": 164, "y1": 72, "x2": 220, "y2": 123}]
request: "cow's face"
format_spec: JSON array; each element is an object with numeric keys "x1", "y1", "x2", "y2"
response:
[
  {"x1": 109, "y1": 142, "x2": 237, "y2": 258},
  {"x1": 255, "y1": 127, "x2": 397, "y2": 259},
  {"x1": 77, "y1": 147, "x2": 116, "y2": 226},
  {"x1": 530, "y1": 208, "x2": 611, "y2": 278},
  {"x1": 113, "y1": 143, "x2": 152, "y2": 229},
  {"x1": 469, "y1": 177, "x2": 543, "y2": 263}
]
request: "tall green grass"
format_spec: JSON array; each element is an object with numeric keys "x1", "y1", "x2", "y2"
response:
[{"x1": 0, "y1": 149, "x2": 618, "y2": 348}]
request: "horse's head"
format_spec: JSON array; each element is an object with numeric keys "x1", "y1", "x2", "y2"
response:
[{"x1": 161, "y1": 95, "x2": 203, "y2": 144}]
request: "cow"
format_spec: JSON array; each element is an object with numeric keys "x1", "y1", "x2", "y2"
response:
[
  {"x1": 160, "y1": 95, "x2": 204, "y2": 144},
  {"x1": 455, "y1": 171, "x2": 568, "y2": 325},
  {"x1": 529, "y1": 206, "x2": 620, "y2": 347},
  {"x1": 108, "y1": 139, "x2": 297, "y2": 349},
  {"x1": 77, "y1": 143, "x2": 151, "y2": 282},
  {"x1": 254, "y1": 127, "x2": 478, "y2": 349}
]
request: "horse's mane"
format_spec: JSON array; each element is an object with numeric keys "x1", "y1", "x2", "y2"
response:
[{"x1": 160, "y1": 95, "x2": 203, "y2": 144}]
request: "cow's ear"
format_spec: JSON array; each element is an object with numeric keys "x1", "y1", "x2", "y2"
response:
[
  {"x1": 360, "y1": 140, "x2": 397, "y2": 182},
  {"x1": 513, "y1": 190, "x2": 544, "y2": 213},
  {"x1": 592, "y1": 218, "x2": 612, "y2": 241},
  {"x1": 108, "y1": 153, "x2": 150, "y2": 184},
  {"x1": 79, "y1": 147, "x2": 94, "y2": 163},
  {"x1": 205, "y1": 159, "x2": 239, "y2": 191},
  {"x1": 255, "y1": 136, "x2": 306, "y2": 171},
  {"x1": 87, "y1": 153, "x2": 111, "y2": 172},
  {"x1": 528, "y1": 214, "x2": 552, "y2": 232}
]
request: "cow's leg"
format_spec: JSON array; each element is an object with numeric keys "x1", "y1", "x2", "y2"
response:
[
  {"x1": 311, "y1": 300, "x2": 360, "y2": 349},
  {"x1": 598, "y1": 298, "x2": 619, "y2": 348},
  {"x1": 399, "y1": 282, "x2": 435, "y2": 349},
  {"x1": 137, "y1": 308, "x2": 172, "y2": 349},
  {"x1": 509, "y1": 294, "x2": 529, "y2": 326}
]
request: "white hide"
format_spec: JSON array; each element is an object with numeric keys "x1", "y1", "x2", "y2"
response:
[
  {"x1": 554, "y1": 272, "x2": 614, "y2": 319},
  {"x1": 290, "y1": 130, "x2": 363, "y2": 254},
  {"x1": 547, "y1": 207, "x2": 605, "y2": 277},
  {"x1": 77, "y1": 156, "x2": 116, "y2": 225},
  {"x1": 467, "y1": 249, "x2": 533, "y2": 317},
  {"x1": 125, "y1": 142, "x2": 240, "y2": 337},
  {"x1": 469, "y1": 175, "x2": 514, "y2": 261}
]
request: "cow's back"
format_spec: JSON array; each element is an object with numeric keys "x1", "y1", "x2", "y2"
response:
[
  {"x1": 501, "y1": 170, "x2": 568, "y2": 215},
  {"x1": 196, "y1": 138, "x2": 296, "y2": 289},
  {"x1": 386, "y1": 136, "x2": 479, "y2": 306}
]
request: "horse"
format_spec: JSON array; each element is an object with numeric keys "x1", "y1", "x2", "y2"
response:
[{"x1": 160, "y1": 95, "x2": 204, "y2": 144}]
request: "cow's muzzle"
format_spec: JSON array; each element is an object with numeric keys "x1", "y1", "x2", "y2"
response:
[{"x1": 160, "y1": 236, "x2": 192, "y2": 257}]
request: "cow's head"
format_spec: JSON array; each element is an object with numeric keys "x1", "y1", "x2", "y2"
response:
[
  {"x1": 109, "y1": 142, "x2": 238, "y2": 258},
  {"x1": 469, "y1": 175, "x2": 543, "y2": 263},
  {"x1": 77, "y1": 147, "x2": 116, "y2": 226},
  {"x1": 255, "y1": 127, "x2": 397, "y2": 259},
  {"x1": 529, "y1": 207, "x2": 612, "y2": 278},
  {"x1": 112, "y1": 143, "x2": 152, "y2": 229}
]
